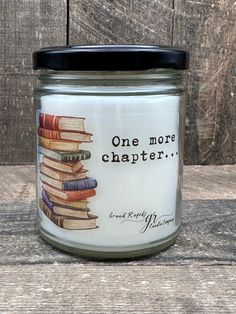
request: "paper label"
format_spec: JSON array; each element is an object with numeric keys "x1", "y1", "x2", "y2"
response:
[{"x1": 37, "y1": 94, "x2": 181, "y2": 247}]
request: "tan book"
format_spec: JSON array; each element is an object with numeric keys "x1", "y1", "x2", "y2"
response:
[
  {"x1": 47, "y1": 193, "x2": 89, "y2": 209},
  {"x1": 39, "y1": 136, "x2": 81, "y2": 152},
  {"x1": 39, "y1": 199, "x2": 97, "y2": 230},
  {"x1": 42, "y1": 156, "x2": 82, "y2": 174},
  {"x1": 43, "y1": 183, "x2": 96, "y2": 201},
  {"x1": 53, "y1": 205, "x2": 90, "y2": 219},
  {"x1": 38, "y1": 127, "x2": 92, "y2": 143},
  {"x1": 40, "y1": 163, "x2": 87, "y2": 181},
  {"x1": 41, "y1": 174, "x2": 65, "y2": 190}
]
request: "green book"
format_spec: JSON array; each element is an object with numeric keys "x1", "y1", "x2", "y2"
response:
[{"x1": 38, "y1": 146, "x2": 91, "y2": 162}]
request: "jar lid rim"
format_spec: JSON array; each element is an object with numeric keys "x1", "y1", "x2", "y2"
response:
[{"x1": 33, "y1": 45, "x2": 189, "y2": 71}]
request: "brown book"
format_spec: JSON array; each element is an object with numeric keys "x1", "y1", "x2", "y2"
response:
[
  {"x1": 39, "y1": 113, "x2": 85, "y2": 132},
  {"x1": 38, "y1": 127, "x2": 92, "y2": 143},
  {"x1": 46, "y1": 192, "x2": 89, "y2": 209},
  {"x1": 39, "y1": 136, "x2": 81, "y2": 152},
  {"x1": 42, "y1": 156, "x2": 82, "y2": 174},
  {"x1": 53, "y1": 205, "x2": 90, "y2": 219},
  {"x1": 41, "y1": 174, "x2": 68, "y2": 190},
  {"x1": 39, "y1": 199, "x2": 97, "y2": 230},
  {"x1": 43, "y1": 183, "x2": 96, "y2": 201},
  {"x1": 40, "y1": 163, "x2": 87, "y2": 181}
]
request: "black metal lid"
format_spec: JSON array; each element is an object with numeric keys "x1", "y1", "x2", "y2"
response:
[{"x1": 33, "y1": 45, "x2": 189, "y2": 71}]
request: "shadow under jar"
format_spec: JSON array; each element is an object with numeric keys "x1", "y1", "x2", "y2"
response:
[{"x1": 33, "y1": 45, "x2": 189, "y2": 259}]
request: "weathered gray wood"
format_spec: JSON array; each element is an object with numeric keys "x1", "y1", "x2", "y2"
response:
[
  {"x1": 69, "y1": 0, "x2": 236, "y2": 165},
  {"x1": 0, "y1": 164, "x2": 235, "y2": 265},
  {"x1": 184, "y1": 165, "x2": 236, "y2": 200},
  {"x1": 0, "y1": 265, "x2": 235, "y2": 313},
  {"x1": 69, "y1": 0, "x2": 174, "y2": 45},
  {"x1": 2, "y1": 200, "x2": 236, "y2": 264},
  {"x1": 173, "y1": 0, "x2": 236, "y2": 164},
  {"x1": 1, "y1": 1, "x2": 235, "y2": 165},
  {"x1": 0, "y1": 165, "x2": 35, "y2": 203},
  {"x1": 0, "y1": 0, "x2": 67, "y2": 165},
  {"x1": 0, "y1": 165, "x2": 235, "y2": 312}
]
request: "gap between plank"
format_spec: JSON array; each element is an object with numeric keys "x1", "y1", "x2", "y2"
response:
[
  {"x1": 171, "y1": 0, "x2": 175, "y2": 45},
  {"x1": 66, "y1": 0, "x2": 70, "y2": 45}
]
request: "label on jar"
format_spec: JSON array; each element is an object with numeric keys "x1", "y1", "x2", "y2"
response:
[{"x1": 37, "y1": 94, "x2": 181, "y2": 248}]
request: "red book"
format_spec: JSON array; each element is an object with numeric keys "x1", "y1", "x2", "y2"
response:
[
  {"x1": 42, "y1": 183, "x2": 96, "y2": 201},
  {"x1": 38, "y1": 127, "x2": 92, "y2": 142},
  {"x1": 39, "y1": 113, "x2": 85, "y2": 132}
]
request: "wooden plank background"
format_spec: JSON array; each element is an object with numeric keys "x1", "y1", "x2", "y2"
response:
[
  {"x1": 1, "y1": 265, "x2": 235, "y2": 313},
  {"x1": 0, "y1": 0, "x2": 67, "y2": 164},
  {"x1": 0, "y1": 0, "x2": 235, "y2": 165},
  {"x1": 0, "y1": 165, "x2": 235, "y2": 313},
  {"x1": 1, "y1": 165, "x2": 235, "y2": 266}
]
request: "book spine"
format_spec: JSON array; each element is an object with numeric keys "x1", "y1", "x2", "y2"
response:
[
  {"x1": 46, "y1": 192, "x2": 89, "y2": 208},
  {"x1": 43, "y1": 183, "x2": 96, "y2": 201},
  {"x1": 67, "y1": 189, "x2": 96, "y2": 201},
  {"x1": 38, "y1": 128, "x2": 62, "y2": 140},
  {"x1": 61, "y1": 150, "x2": 91, "y2": 162},
  {"x1": 39, "y1": 113, "x2": 60, "y2": 130},
  {"x1": 39, "y1": 199, "x2": 64, "y2": 228},
  {"x1": 42, "y1": 190, "x2": 54, "y2": 210},
  {"x1": 63, "y1": 178, "x2": 97, "y2": 191}
]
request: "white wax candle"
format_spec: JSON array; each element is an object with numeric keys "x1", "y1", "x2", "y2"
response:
[{"x1": 37, "y1": 93, "x2": 181, "y2": 249}]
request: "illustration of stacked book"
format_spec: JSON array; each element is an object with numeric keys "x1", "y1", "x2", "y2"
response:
[{"x1": 38, "y1": 113, "x2": 98, "y2": 230}]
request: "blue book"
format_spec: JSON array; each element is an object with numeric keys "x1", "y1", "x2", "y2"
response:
[
  {"x1": 63, "y1": 178, "x2": 97, "y2": 191},
  {"x1": 42, "y1": 190, "x2": 54, "y2": 210}
]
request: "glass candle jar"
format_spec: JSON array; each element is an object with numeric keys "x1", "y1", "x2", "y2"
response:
[{"x1": 33, "y1": 45, "x2": 188, "y2": 259}]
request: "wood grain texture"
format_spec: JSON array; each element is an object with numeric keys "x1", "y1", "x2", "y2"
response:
[
  {"x1": 173, "y1": 0, "x2": 236, "y2": 164},
  {"x1": 0, "y1": 265, "x2": 235, "y2": 313},
  {"x1": 1, "y1": 1, "x2": 235, "y2": 165},
  {"x1": 1, "y1": 199, "x2": 235, "y2": 266},
  {"x1": 0, "y1": 0, "x2": 66, "y2": 165},
  {"x1": 183, "y1": 165, "x2": 236, "y2": 200},
  {"x1": 69, "y1": 0, "x2": 236, "y2": 165},
  {"x1": 0, "y1": 167, "x2": 235, "y2": 265},
  {"x1": 69, "y1": 0, "x2": 174, "y2": 45},
  {"x1": 0, "y1": 165, "x2": 235, "y2": 312}
]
